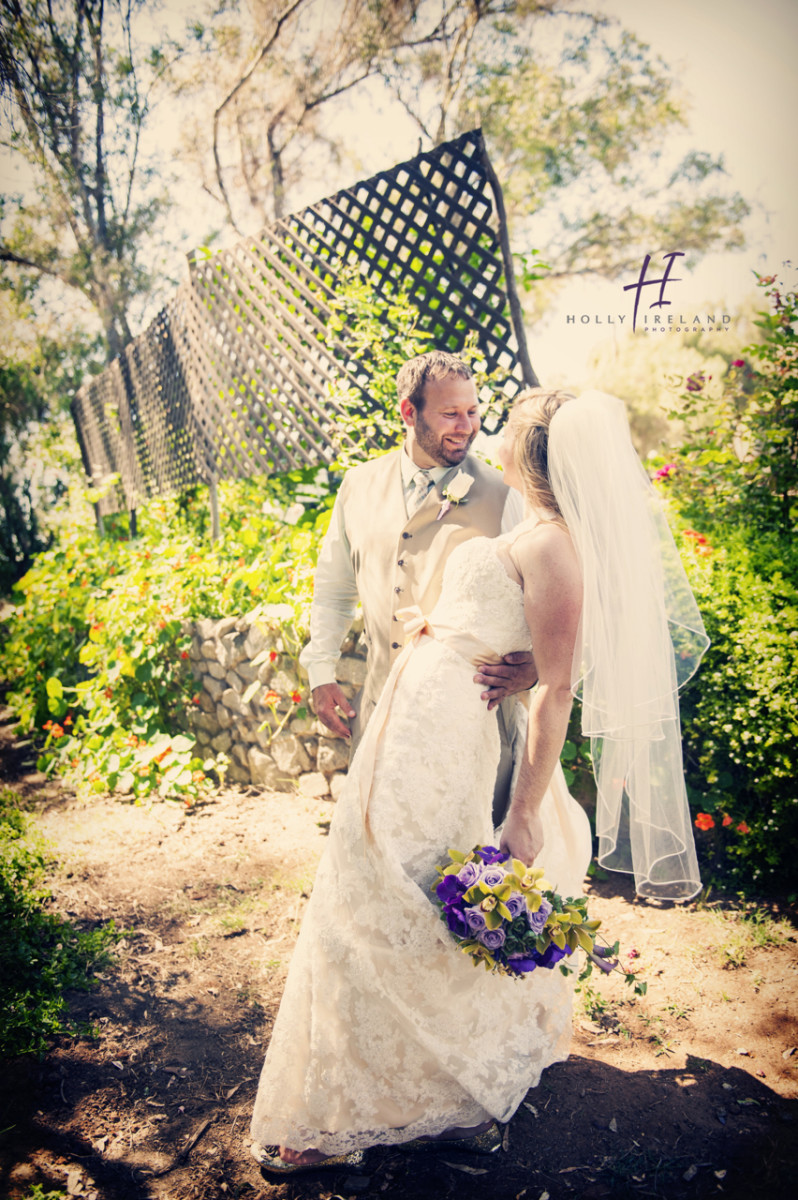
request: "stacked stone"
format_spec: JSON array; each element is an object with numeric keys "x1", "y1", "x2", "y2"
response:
[{"x1": 186, "y1": 606, "x2": 366, "y2": 797}]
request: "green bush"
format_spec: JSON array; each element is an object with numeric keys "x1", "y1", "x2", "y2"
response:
[
  {"x1": 1, "y1": 476, "x2": 331, "y2": 802},
  {"x1": 0, "y1": 788, "x2": 121, "y2": 1056},
  {"x1": 649, "y1": 271, "x2": 798, "y2": 893},
  {"x1": 675, "y1": 528, "x2": 798, "y2": 891}
]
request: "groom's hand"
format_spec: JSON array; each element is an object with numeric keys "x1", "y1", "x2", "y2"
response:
[
  {"x1": 311, "y1": 682, "x2": 357, "y2": 739},
  {"x1": 474, "y1": 651, "x2": 538, "y2": 711}
]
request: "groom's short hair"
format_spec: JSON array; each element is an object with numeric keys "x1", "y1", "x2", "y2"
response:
[{"x1": 396, "y1": 351, "x2": 473, "y2": 413}]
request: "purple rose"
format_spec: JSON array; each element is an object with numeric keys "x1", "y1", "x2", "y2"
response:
[
  {"x1": 535, "y1": 942, "x2": 574, "y2": 969},
  {"x1": 465, "y1": 906, "x2": 487, "y2": 934},
  {"x1": 436, "y1": 874, "x2": 467, "y2": 905},
  {"x1": 443, "y1": 904, "x2": 469, "y2": 939},
  {"x1": 480, "y1": 866, "x2": 507, "y2": 889},
  {"x1": 478, "y1": 927, "x2": 506, "y2": 951},
  {"x1": 477, "y1": 846, "x2": 508, "y2": 865},
  {"x1": 526, "y1": 898, "x2": 553, "y2": 934},
  {"x1": 505, "y1": 894, "x2": 526, "y2": 919},
  {"x1": 507, "y1": 954, "x2": 537, "y2": 974},
  {"x1": 457, "y1": 861, "x2": 482, "y2": 888}
]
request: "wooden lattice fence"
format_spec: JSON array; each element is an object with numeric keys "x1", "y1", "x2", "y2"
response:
[{"x1": 71, "y1": 129, "x2": 536, "y2": 518}]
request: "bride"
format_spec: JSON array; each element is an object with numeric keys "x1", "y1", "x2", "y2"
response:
[{"x1": 250, "y1": 387, "x2": 708, "y2": 1174}]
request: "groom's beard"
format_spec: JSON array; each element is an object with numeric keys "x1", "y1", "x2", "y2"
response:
[{"x1": 414, "y1": 412, "x2": 477, "y2": 466}]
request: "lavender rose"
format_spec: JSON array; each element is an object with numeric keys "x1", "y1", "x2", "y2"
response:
[
  {"x1": 526, "y1": 898, "x2": 553, "y2": 934},
  {"x1": 465, "y1": 906, "x2": 487, "y2": 934},
  {"x1": 481, "y1": 866, "x2": 507, "y2": 889},
  {"x1": 477, "y1": 927, "x2": 506, "y2": 951},
  {"x1": 505, "y1": 894, "x2": 526, "y2": 919},
  {"x1": 457, "y1": 861, "x2": 482, "y2": 888}
]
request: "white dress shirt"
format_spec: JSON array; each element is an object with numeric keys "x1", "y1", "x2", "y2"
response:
[{"x1": 299, "y1": 448, "x2": 524, "y2": 690}]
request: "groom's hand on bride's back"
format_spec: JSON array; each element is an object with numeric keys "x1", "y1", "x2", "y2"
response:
[
  {"x1": 311, "y1": 683, "x2": 357, "y2": 739},
  {"x1": 474, "y1": 652, "x2": 538, "y2": 711}
]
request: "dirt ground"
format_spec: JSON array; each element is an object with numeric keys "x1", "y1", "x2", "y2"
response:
[{"x1": 1, "y1": 706, "x2": 797, "y2": 1200}]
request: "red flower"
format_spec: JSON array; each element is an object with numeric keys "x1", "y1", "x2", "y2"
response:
[
  {"x1": 104, "y1": 688, "x2": 113, "y2": 700},
  {"x1": 269, "y1": 649, "x2": 278, "y2": 663},
  {"x1": 290, "y1": 690, "x2": 302, "y2": 704},
  {"x1": 43, "y1": 719, "x2": 53, "y2": 730},
  {"x1": 695, "y1": 812, "x2": 715, "y2": 831},
  {"x1": 683, "y1": 530, "x2": 700, "y2": 539},
  {"x1": 192, "y1": 694, "x2": 201, "y2": 705},
  {"x1": 181, "y1": 650, "x2": 189, "y2": 660},
  {"x1": 722, "y1": 814, "x2": 733, "y2": 827},
  {"x1": 731, "y1": 358, "x2": 745, "y2": 368},
  {"x1": 736, "y1": 821, "x2": 750, "y2": 835}
]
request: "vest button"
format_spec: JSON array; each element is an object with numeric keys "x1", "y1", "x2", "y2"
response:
[
  {"x1": 391, "y1": 641, "x2": 400, "y2": 649},
  {"x1": 397, "y1": 558, "x2": 404, "y2": 566},
  {"x1": 394, "y1": 586, "x2": 402, "y2": 593},
  {"x1": 402, "y1": 532, "x2": 412, "y2": 539}
]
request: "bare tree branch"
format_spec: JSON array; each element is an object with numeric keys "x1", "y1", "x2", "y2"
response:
[{"x1": 212, "y1": 0, "x2": 306, "y2": 230}]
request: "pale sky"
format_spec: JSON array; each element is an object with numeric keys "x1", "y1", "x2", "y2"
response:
[{"x1": 531, "y1": 0, "x2": 798, "y2": 384}]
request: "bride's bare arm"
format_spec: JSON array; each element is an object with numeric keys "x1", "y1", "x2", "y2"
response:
[{"x1": 499, "y1": 525, "x2": 582, "y2": 865}]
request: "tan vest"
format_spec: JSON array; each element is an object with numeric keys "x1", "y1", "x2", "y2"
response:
[{"x1": 340, "y1": 450, "x2": 510, "y2": 726}]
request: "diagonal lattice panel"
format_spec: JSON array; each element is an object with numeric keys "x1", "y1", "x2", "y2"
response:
[{"x1": 72, "y1": 130, "x2": 530, "y2": 516}]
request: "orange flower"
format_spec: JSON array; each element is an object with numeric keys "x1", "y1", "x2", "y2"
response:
[
  {"x1": 694, "y1": 812, "x2": 715, "y2": 831},
  {"x1": 158, "y1": 619, "x2": 166, "y2": 630},
  {"x1": 722, "y1": 813, "x2": 733, "y2": 827},
  {"x1": 51, "y1": 724, "x2": 64, "y2": 739},
  {"x1": 104, "y1": 688, "x2": 113, "y2": 700},
  {"x1": 43, "y1": 719, "x2": 53, "y2": 730},
  {"x1": 262, "y1": 689, "x2": 280, "y2": 706},
  {"x1": 154, "y1": 748, "x2": 172, "y2": 764},
  {"x1": 736, "y1": 821, "x2": 750, "y2": 835}
]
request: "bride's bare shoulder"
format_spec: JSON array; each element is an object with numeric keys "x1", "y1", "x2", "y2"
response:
[{"x1": 509, "y1": 521, "x2": 577, "y2": 570}]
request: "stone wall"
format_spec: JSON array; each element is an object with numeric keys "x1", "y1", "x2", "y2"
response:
[{"x1": 186, "y1": 606, "x2": 366, "y2": 796}]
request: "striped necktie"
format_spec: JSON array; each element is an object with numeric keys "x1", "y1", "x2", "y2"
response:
[{"x1": 407, "y1": 469, "x2": 433, "y2": 516}]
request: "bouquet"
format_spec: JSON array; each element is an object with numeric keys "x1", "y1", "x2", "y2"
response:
[{"x1": 432, "y1": 844, "x2": 606, "y2": 978}]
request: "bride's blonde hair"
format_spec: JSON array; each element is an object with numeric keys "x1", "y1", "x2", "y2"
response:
[{"x1": 506, "y1": 387, "x2": 576, "y2": 518}]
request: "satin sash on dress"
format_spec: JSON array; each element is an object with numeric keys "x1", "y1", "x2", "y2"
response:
[{"x1": 358, "y1": 604, "x2": 504, "y2": 834}]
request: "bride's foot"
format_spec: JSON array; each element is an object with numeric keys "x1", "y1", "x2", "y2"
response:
[
  {"x1": 278, "y1": 1145, "x2": 329, "y2": 1166},
  {"x1": 252, "y1": 1143, "x2": 368, "y2": 1175}
]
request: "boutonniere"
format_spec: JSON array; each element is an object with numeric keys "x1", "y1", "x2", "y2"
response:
[{"x1": 436, "y1": 470, "x2": 474, "y2": 521}]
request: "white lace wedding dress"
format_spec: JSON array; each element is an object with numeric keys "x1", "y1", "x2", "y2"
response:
[{"x1": 251, "y1": 535, "x2": 593, "y2": 1155}]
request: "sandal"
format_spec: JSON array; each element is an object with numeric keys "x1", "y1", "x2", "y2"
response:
[
  {"x1": 403, "y1": 1122, "x2": 502, "y2": 1156},
  {"x1": 251, "y1": 1142, "x2": 368, "y2": 1176}
]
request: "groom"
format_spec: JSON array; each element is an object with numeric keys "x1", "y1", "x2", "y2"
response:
[{"x1": 300, "y1": 350, "x2": 537, "y2": 817}]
